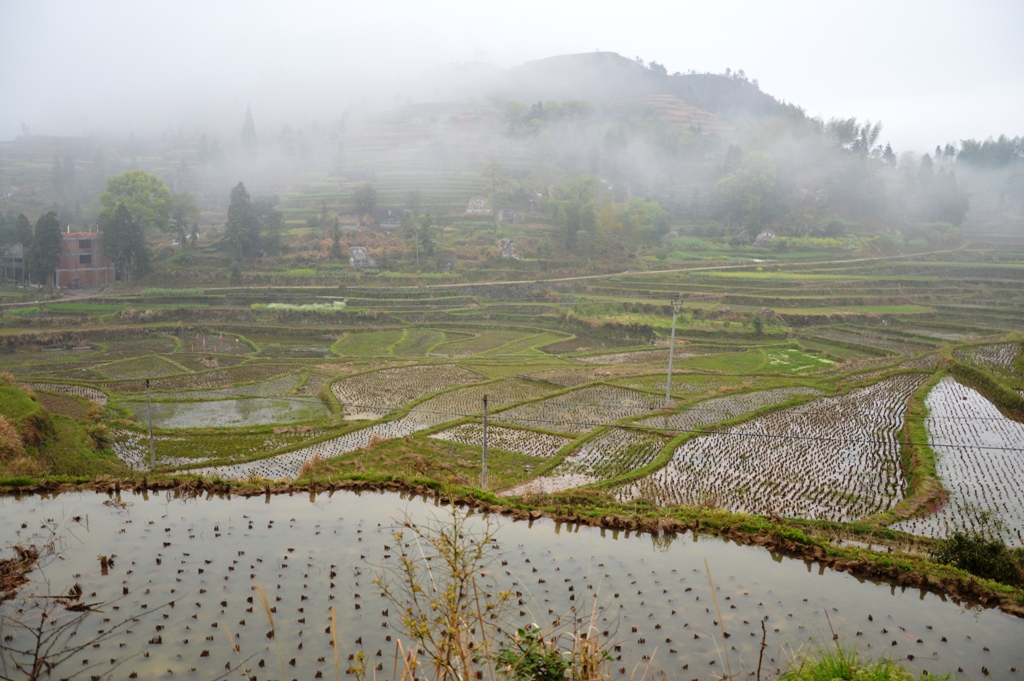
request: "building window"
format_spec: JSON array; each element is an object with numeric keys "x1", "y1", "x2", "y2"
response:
[
  {"x1": 79, "y1": 254, "x2": 92, "y2": 265},
  {"x1": 78, "y1": 239, "x2": 91, "y2": 249}
]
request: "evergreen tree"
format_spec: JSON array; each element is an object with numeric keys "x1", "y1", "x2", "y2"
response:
[
  {"x1": 329, "y1": 217, "x2": 343, "y2": 260},
  {"x1": 14, "y1": 214, "x2": 33, "y2": 249},
  {"x1": 100, "y1": 202, "x2": 150, "y2": 281},
  {"x1": 241, "y1": 105, "x2": 258, "y2": 155},
  {"x1": 225, "y1": 182, "x2": 258, "y2": 257},
  {"x1": 25, "y1": 211, "x2": 63, "y2": 287}
]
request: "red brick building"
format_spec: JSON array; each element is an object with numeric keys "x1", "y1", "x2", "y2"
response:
[{"x1": 56, "y1": 232, "x2": 114, "y2": 288}]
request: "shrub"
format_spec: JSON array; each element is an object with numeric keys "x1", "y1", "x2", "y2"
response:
[{"x1": 930, "y1": 508, "x2": 1022, "y2": 585}]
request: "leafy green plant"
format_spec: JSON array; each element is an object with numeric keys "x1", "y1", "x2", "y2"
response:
[
  {"x1": 779, "y1": 644, "x2": 938, "y2": 681},
  {"x1": 929, "y1": 508, "x2": 1022, "y2": 585}
]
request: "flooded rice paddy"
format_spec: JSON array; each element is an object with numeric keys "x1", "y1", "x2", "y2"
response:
[
  {"x1": 892, "y1": 376, "x2": 1024, "y2": 546},
  {"x1": 2, "y1": 490, "x2": 1021, "y2": 680},
  {"x1": 122, "y1": 397, "x2": 330, "y2": 429}
]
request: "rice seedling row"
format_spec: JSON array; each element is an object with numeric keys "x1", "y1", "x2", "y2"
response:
[
  {"x1": 119, "y1": 397, "x2": 330, "y2": 429},
  {"x1": 954, "y1": 343, "x2": 1021, "y2": 380},
  {"x1": 331, "y1": 364, "x2": 483, "y2": 419},
  {"x1": 26, "y1": 383, "x2": 109, "y2": 404},
  {"x1": 144, "y1": 373, "x2": 306, "y2": 400},
  {"x1": 638, "y1": 387, "x2": 822, "y2": 432},
  {"x1": 331, "y1": 329, "x2": 405, "y2": 356},
  {"x1": 95, "y1": 363, "x2": 296, "y2": 394},
  {"x1": 111, "y1": 427, "x2": 322, "y2": 470},
  {"x1": 412, "y1": 378, "x2": 557, "y2": 419},
  {"x1": 548, "y1": 427, "x2": 668, "y2": 481},
  {"x1": 170, "y1": 331, "x2": 252, "y2": 356},
  {"x1": 190, "y1": 413, "x2": 437, "y2": 480},
  {"x1": 899, "y1": 354, "x2": 940, "y2": 371},
  {"x1": 429, "y1": 423, "x2": 571, "y2": 458},
  {"x1": 391, "y1": 328, "x2": 447, "y2": 356},
  {"x1": 431, "y1": 330, "x2": 534, "y2": 356},
  {"x1": 576, "y1": 348, "x2": 691, "y2": 365},
  {"x1": 526, "y1": 367, "x2": 624, "y2": 387},
  {"x1": 97, "y1": 355, "x2": 186, "y2": 380},
  {"x1": 494, "y1": 384, "x2": 664, "y2": 435},
  {"x1": 811, "y1": 329, "x2": 927, "y2": 355},
  {"x1": 617, "y1": 374, "x2": 927, "y2": 522},
  {"x1": 538, "y1": 336, "x2": 632, "y2": 354},
  {"x1": 890, "y1": 376, "x2": 1024, "y2": 547},
  {"x1": 296, "y1": 373, "x2": 330, "y2": 396}
]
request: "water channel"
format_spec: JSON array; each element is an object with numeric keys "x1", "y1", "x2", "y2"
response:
[{"x1": 1, "y1": 490, "x2": 1020, "y2": 680}]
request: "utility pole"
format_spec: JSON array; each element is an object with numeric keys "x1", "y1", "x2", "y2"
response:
[
  {"x1": 146, "y1": 378, "x2": 155, "y2": 471},
  {"x1": 665, "y1": 297, "x2": 682, "y2": 407},
  {"x1": 481, "y1": 394, "x2": 488, "y2": 489}
]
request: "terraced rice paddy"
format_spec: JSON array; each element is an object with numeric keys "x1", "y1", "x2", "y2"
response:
[
  {"x1": 891, "y1": 377, "x2": 1024, "y2": 547},
  {"x1": 812, "y1": 329, "x2": 929, "y2": 355},
  {"x1": 494, "y1": 384, "x2": 665, "y2": 435},
  {"x1": 121, "y1": 397, "x2": 330, "y2": 429},
  {"x1": 98, "y1": 364, "x2": 296, "y2": 394},
  {"x1": 617, "y1": 375, "x2": 927, "y2": 521},
  {"x1": 430, "y1": 424, "x2": 571, "y2": 458},
  {"x1": 576, "y1": 349, "x2": 683, "y2": 364},
  {"x1": 506, "y1": 428, "x2": 667, "y2": 496},
  {"x1": 149, "y1": 373, "x2": 306, "y2": 400},
  {"x1": 111, "y1": 427, "x2": 323, "y2": 469},
  {"x1": 331, "y1": 364, "x2": 483, "y2": 419},
  {"x1": 638, "y1": 387, "x2": 822, "y2": 432},
  {"x1": 27, "y1": 383, "x2": 108, "y2": 404},
  {"x1": 1, "y1": 491, "x2": 1020, "y2": 681},
  {"x1": 98, "y1": 355, "x2": 186, "y2": 379},
  {"x1": 955, "y1": 343, "x2": 1021, "y2": 380},
  {"x1": 432, "y1": 330, "x2": 536, "y2": 356}
]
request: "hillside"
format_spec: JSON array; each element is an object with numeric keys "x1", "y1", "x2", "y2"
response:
[{"x1": 1, "y1": 50, "x2": 1022, "y2": 285}]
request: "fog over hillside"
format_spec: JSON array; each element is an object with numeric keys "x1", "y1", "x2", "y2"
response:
[{"x1": 1, "y1": 1, "x2": 1021, "y2": 150}]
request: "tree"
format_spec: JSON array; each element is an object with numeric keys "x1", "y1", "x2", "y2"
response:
[
  {"x1": 169, "y1": 192, "x2": 199, "y2": 249},
  {"x1": 715, "y1": 151, "x2": 777, "y2": 226},
  {"x1": 225, "y1": 182, "x2": 259, "y2": 258},
  {"x1": 352, "y1": 183, "x2": 377, "y2": 222},
  {"x1": 554, "y1": 177, "x2": 597, "y2": 252},
  {"x1": 482, "y1": 158, "x2": 509, "y2": 234},
  {"x1": 752, "y1": 312, "x2": 765, "y2": 338},
  {"x1": 241, "y1": 104, "x2": 258, "y2": 155},
  {"x1": 99, "y1": 170, "x2": 171, "y2": 235},
  {"x1": 14, "y1": 214, "x2": 33, "y2": 249},
  {"x1": 100, "y1": 203, "x2": 150, "y2": 281},
  {"x1": 329, "y1": 217, "x2": 343, "y2": 260},
  {"x1": 25, "y1": 212, "x2": 62, "y2": 287}
]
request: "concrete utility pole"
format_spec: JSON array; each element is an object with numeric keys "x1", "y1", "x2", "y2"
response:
[
  {"x1": 481, "y1": 395, "x2": 489, "y2": 489},
  {"x1": 665, "y1": 297, "x2": 682, "y2": 407},
  {"x1": 146, "y1": 378, "x2": 155, "y2": 471}
]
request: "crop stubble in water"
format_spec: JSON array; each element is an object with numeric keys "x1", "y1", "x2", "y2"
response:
[{"x1": 0, "y1": 490, "x2": 1020, "y2": 680}]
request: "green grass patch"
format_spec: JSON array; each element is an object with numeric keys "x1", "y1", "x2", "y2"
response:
[{"x1": 332, "y1": 329, "x2": 405, "y2": 357}]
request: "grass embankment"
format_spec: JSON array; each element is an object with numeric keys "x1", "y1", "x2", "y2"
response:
[{"x1": 0, "y1": 381, "x2": 121, "y2": 480}]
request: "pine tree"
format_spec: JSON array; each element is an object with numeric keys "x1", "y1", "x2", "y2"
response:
[
  {"x1": 241, "y1": 105, "x2": 258, "y2": 155},
  {"x1": 26, "y1": 211, "x2": 63, "y2": 287},
  {"x1": 226, "y1": 182, "x2": 257, "y2": 257},
  {"x1": 100, "y1": 203, "x2": 150, "y2": 281}
]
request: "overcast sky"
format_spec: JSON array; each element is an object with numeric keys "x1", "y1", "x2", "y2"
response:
[{"x1": 1, "y1": 0, "x2": 1021, "y2": 152}]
